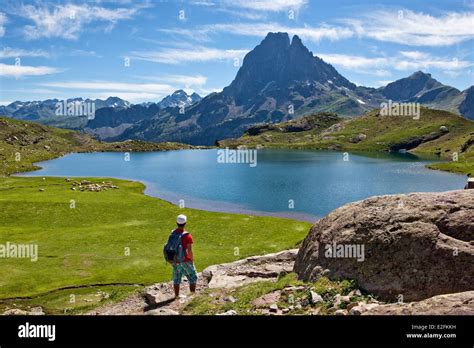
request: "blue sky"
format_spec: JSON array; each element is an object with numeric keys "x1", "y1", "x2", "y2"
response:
[{"x1": 0, "y1": 0, "x2": 473, "y2": 104}]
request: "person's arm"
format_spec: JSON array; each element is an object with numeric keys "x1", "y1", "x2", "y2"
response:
[{"x1": 186, "y1": 244, "x2": 194, "y2": 262}]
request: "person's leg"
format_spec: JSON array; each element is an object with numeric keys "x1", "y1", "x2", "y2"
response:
[
  {"x1": 190, "y1": 283, "x2": 196, "y2": 293},
  {"x1": 173, "y1": 284, "x2": 180, "y2": 298},
  {"x1": 172, "y1": 264, "x2": 182, "y2": 298},
  {"x1": 182, "y1": 262, "x2": 198, "y2": 294}
]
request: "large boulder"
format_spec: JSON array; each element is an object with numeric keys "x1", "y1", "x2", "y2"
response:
[{"x1": 294, "y1": 190, "x2": 474, "y2": 301}]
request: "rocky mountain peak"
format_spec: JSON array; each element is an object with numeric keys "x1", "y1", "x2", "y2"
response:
[
  {"x1": 158, "y1": 90, "x2": 202, "y2": 109},
  {"x1": 382, "y1": 70, "x2": 443, "y2": 101},
  {"x1": 224, "y1": 32, "x2": 355, "y2": 104}
]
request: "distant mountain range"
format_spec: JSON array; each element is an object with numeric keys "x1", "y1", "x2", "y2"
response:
[
  {"x1": 1, "y1": 32, "x2": 472, "y2": 145},
  {"x1": 0, "y1": 90, "x2": 202, "y2": 133},
  {"x1": 0, "y1": 97, "x2": 131, "y2": 121}
]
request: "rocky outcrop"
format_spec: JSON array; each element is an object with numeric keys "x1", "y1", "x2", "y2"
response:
[
  {"x1": 294, "y1": 190, "x2": 474, "y2": 301},
  {"x1": 202, "y1": 249, "x2": 296, "y2": 289},
  {"x1": 359, "y1": 291, "x2": 474, "y2": 315},
  {"x1": 388, "y1": 129, "x2": 447, "y2": 151},
  {"x1": 246, "y1": 113, "x2": 340, "y2": 136},
  {"x1": 2, "y1": 307, "x2": 45, "y2": 315}
]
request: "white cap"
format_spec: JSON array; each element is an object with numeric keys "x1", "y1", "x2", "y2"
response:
[{"x1": 177, "y1": 214, "x2": 187, "y2": 224}]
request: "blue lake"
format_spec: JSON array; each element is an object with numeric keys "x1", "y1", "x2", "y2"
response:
[{"x1": 22, "y1": 149, "x2": 466, "y2": 221}]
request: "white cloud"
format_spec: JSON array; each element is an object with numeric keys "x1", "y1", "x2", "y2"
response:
[
  {"x1": 221, "y1": 0, "x2": 307, "y2": 12},
  {"x1": 93, "y1": 92, "x2": 169, "y2": 103},
  {"x1": 393, "y1": 51, "x2": 472, "y2": 71},
  {"x1": 0, "y1": 47, "x2": 50, "y2": 59},
  {"x1": 317, "y1": 53, "x2": 388, "y2": 70},
  {"x1": 159, "y1": 22, "x2": 353, "y2": 42},
  {"x1": 130, "y1": 46, "x2": 249, "y2": 64},
  {"x1": 68, "y1": 49, "x2": 102, "y2": 58},
  {"x1": 0, "y1": 12, "x2": 6, "y2": 37},
  {"x1": 215, "y1": 8, "x2": 267, "y2": 20},
  {"x1": 214, "y1": 23, "x2": 353, "y2": 41},
  {"x1": 190, "y1": 1, "x2": 216, "y2": 7},
  {"x1": 192, "y1": 0, "x2": 306, "y2": 12},
  {"x1": 377, "y1": 80, "x2": 394, "y2": 87},
  {"x1": 134, "y1": 74, "x2": 208, "y2": 91},
  {"x1": 158, "y1": 74, "x2": 207, "y2": 88},
  {"x1": 317, "y1": 51, "x2": 472, "y2": 76},
  {"x1": 0, "y1": 63, "x2": 62, "y2": 77},
  {"x1": 18, "y1": 3, "x2": 140, "y2": 40},
  {"x1": 37, "y1": 80, "x2": 184, "y2": 103},
  {"x1": 163, "y1": 9, "x2": 473, "y2": 47},
  {"x1": 39, "y1": 81, "x2": 175, "y2": 94},
  {"x1": 346, "y1": 10, "x2": 474, "y2": 46}
]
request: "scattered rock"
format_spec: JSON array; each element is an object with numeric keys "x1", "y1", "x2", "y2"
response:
[
  {"x1": 335, "y1": 309, "x2": 346, "y2": 316},
  {"x1": 346, "y1": 302, "x2": 359, "y2": 311},
  {"x1": 224, "y1": 296, "x2": 237, "y2": 303},
  {"x1": 310, "y1": 291, "x2": 323, "y2": 304},
  {"x1": 341, "y1": 295, "x2": 351, "y2": 304},
  {"x1": 3, "y1": 307, "x2": 44, "y2": 316},
  {"x1": 440, "y1": 125, "x2": 449, "y2": 133},
  {"x1": 282, "y1": 285, "x2": 306, "y2": 293},
  {"x1": 349, "y1": 303, "x2": 380, "y2": 315},
  {"x1": 348, "y1": 307, "x2": 362, "y2": 315},
  {"x1": 217, "y1": 310, "x2": 237, "y2": 316},
  {"x1": 349, "y1": 133, "x2": 367, "y2": 143},
  {"x1": 269, "y1": 304, "x2": 279, "y2": 313},
  {"x1": 252, "y1": 291, "x2": 281, "y2": 308}
]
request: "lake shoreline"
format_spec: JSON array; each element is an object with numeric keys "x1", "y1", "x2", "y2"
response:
[{"x1": 16, "y1": 149, "x2": 466, "y2": 222}]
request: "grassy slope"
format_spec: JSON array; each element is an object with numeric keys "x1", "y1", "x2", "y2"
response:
[
  {"x1": 0, "y1": 177, "x2": 309, "y2": 313},
  {"x1": 220, "y1": 108, "x2": 474, "y2": 175},
  {"x1": 0, "y1": 116, "x2": 195, "y2": 176},
  {"x1": 0, "y1": 116, "x2": 309, "y2": 313}
]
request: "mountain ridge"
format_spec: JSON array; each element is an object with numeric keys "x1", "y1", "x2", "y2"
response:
[{"x1": 2, "y1": 33, "x2": 473, "y2": 145}]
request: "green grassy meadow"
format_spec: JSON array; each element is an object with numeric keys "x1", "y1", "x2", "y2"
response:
[{"x1": 0, "y1": 176, "x2": 310, "y2": 313}]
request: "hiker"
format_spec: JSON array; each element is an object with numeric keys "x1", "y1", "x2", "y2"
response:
[{"x1": 163, "y1": 214, "x2": 198, "y2": 299}]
